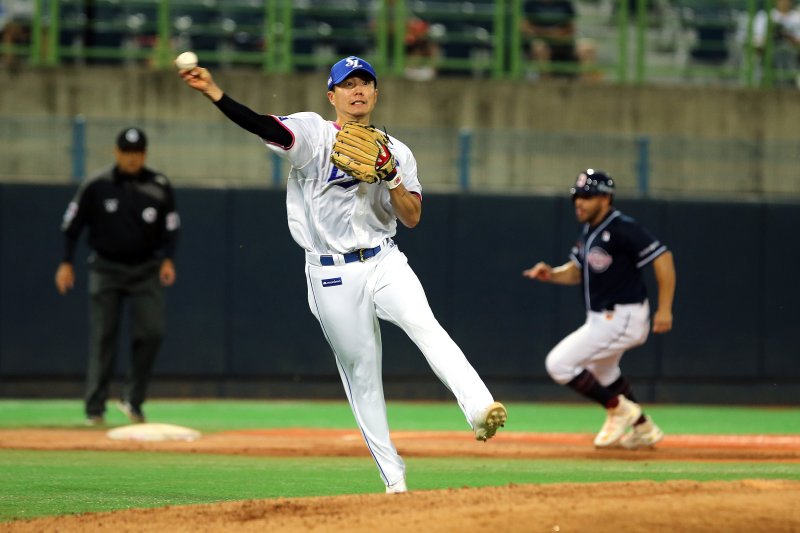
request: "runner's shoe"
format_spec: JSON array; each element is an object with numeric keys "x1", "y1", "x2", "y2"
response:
[
  {"x1": 620, "y1": 416, "x2": 664, "y2": 449},
  {"x1": 593, "y1": 395, "x2": 642, "y2": 448}
]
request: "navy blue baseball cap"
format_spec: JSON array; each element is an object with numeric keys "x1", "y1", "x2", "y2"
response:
[
  {"x1": 571, "y1": 169, "x2": 615, "y2": 199},
  {"x1": 327, "y1": 56, "x2": 377, "y2": 90}
]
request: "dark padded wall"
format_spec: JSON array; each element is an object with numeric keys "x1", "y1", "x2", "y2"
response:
[{"x1": 1, "y1": 184, "x2": 798, "y2": 403}]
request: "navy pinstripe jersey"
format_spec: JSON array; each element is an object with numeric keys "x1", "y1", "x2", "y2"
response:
[{"x1": 569, "y1": 209, "x2": 667, "y2": 312}]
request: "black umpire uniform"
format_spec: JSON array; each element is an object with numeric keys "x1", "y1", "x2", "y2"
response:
[{"x1": 55, "y1": 127, "x2": 180, "y2": 425}]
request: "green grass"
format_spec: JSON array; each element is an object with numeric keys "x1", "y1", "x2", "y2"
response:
[
  {"x1": 2, "y1": 449, "x2": 798, "y2": 521},
  {"x1": 1, "y1": 399, "x2": 799, "y2": 522},
  {"x1": 2, "y1": 399, "x2": 799, "y2": 434}
]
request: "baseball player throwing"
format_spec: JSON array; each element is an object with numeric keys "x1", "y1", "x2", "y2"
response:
[
  {"x1": 523, "y1": 169, "x2": 675, "y2": 449},
  {"x1": 177, "y1": 56, "x2": 507, "y2": 493}
]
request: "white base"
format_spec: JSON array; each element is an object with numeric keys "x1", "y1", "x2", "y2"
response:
[{"x1": 106, "y1": 423, "x2": 201, "y2": 442}]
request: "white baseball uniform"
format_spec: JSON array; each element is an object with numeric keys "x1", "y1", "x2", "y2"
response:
[{"x1": 264, "y1": 112, "x2": 495, "y2": 488}]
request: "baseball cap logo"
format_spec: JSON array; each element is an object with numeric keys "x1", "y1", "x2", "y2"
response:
[
  {"x1": 345, "y1": 57, "x2": 363, "y2": 69},
  {"x1": 125, "y1": 129, "x2": 141, "y2": 143}
]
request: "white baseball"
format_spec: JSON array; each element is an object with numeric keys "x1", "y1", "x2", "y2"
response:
[{"x1": 174, "y1": 51, "x2": 198, "y2": 70}]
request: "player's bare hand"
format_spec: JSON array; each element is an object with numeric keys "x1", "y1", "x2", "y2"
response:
[
  {"x1": 178, "y1": 67, "x2": 223, "y2": 101},
  {"x1": 55, "y1": 262, "x2": 75, "y2": 295},
  {"x1": 652, "y1": 309, "x2": 673, "y2": 334},
  {"x1": 159, "y1": 259, "x2": 176, "y2": 287},
  {"x1": 522, "y1": 262, "x2": 552, "y2": 281}
]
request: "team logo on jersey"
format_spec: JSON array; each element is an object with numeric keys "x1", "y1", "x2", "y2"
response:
[
  {"x1": 601, "y1": 231, "x2": 611, "y2": 242},
  {"x1": 104, "y1": 199, "x2": 118, "y2": 213},
  {"x1": 141, "y1": 207, "x2": 157, "y2": 223},
  {"x1": 587, "y1": 247, "x2": 613, "y2": 273},
  {"x1": 327, "y1": 166, "x2": 359, "y2": 189},
  {"x1": 322, "y1": 277, "x2": 342, "y2": 287}
]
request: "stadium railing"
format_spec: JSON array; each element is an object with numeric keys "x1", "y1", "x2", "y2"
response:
[
  {"x1": 3, "y1": 0, "x2": 794, "y2": 88},
  {"x1": 1, "y1": 114, "x2": 798, "y2": 200}
]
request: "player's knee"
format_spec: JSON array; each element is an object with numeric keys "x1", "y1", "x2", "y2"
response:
[{"x1": 545, "y1": 353, "x2": 573, "y2": 385}]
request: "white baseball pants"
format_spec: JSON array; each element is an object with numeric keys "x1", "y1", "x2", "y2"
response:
[
  {"x1": 305, "y1": 243, "x2": 495, "y2": 487},
  {"x1": 545, "y1": 301, "x2": 651, "y2": 386}
]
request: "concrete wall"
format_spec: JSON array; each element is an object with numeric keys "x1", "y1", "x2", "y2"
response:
[{"x1": 2, "y1": 67, "x2": 799, "y2": 139}]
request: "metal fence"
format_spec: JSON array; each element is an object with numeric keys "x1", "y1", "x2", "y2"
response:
[
  {"x1": 2, "y1": 0, "x2": 797, "y2": 88},
  {"x1": 2, "y1": 114, "x2": 798, "y2": 198}
]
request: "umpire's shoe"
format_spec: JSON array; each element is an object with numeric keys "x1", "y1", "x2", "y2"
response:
[
  {"x1": 474, "y1": 402, "x2": 507, "y2": 442},
  {"x1": 116, "y1": 400, "x2": 146, "y2": 424},
  {"x1": 85, "y1": 415, "x2": 105, "y2": 427},
  {"x1": 594, "y1": 395, "x2": 642, "y2": 448}
]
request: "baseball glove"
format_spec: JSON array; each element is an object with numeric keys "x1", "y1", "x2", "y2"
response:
[{"x1": 330, "y1": 122, "x2": 397, "y2": 184}]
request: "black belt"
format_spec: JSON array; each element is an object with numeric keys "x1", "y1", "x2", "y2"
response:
[{"x1": 320, "y1": 245, "x2": 381, "y2": 266}]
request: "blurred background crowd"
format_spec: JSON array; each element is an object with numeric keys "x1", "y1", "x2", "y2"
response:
[{"x1": 1, "y1": 0, "x2": 799, "y2": 88}]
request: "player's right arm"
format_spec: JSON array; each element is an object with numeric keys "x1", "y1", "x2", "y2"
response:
[
  {"x1": 522, "y1": 261, "x2": 581, "y2": 285},
  {"x1": 178, "y1": 66, "x2": 293, "y2": 148}
]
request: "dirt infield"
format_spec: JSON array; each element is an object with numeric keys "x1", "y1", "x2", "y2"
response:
[{"x1": 3, "y1": 428, "x2": 799, "y2": 532}]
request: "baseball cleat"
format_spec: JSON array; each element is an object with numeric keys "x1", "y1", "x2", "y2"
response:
[
  {"x1": 593, "y1": 395, "x2": 642, "y2": 448},
  {"x1": 620, "y1": 416, "x2": 664, "y2": 449},
  {"x1": 385, "y1": 478, "x2": 408, "y2": 494},
  {"x1": 116, "y1": 400, "x2": 146, "y2": 424},
  {"x1": 474, "y1": 401, "x2": 507, "y2": 442},
  {"x1": 85, "y1": 415, "x2": 105, "y2": 426}
]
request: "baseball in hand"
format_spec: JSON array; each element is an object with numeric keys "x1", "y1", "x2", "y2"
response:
[{"x1": 174, "y1": 51, "x2": 198, "y2": 70}]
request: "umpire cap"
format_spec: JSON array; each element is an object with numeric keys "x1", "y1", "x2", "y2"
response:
[
  {"x1": 116, "y1": 127, "x2": 147, "y2": 152},
  {"x1": 571, "y1": 169, "x2": 615, "y2": 199},
  {"x1": 327, "y1": 56, "x2": 377, "y2": 90}
]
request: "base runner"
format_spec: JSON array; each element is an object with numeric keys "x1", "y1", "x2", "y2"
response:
[{"x1": 523, "y1": 169, "x2": 676, "y2": 449}]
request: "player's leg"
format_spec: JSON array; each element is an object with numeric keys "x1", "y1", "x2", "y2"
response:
[
  {"x1": 371, "y1": 249, "x2": 503, "y2": 439},
  {"x1": 85, "y1": 265, "x2": 124, "y2": 422},
  {"x1": 587, "y1": 302, "x2": 659, "y2": 447},
  {"x1": 305, "y1": 262, "x2": 406, "y2": 490},
  {"x1": 126, "y1": 260, "x2": 165, "y2": 422},
  {"x1": 590, "y1": 302, "x2": 663, "y2": 448},
  {"x1": 545, "y1": 316, "x2": 640, "y2": 447}
]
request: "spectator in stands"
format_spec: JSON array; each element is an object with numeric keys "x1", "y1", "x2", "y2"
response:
[
  {"x1": 403, "y1": 16, "x2": 440, "y2": 81},
  {"x1": 369, "y1": 1, "x2": 440, "y2": 81},
  {"x1": 1, "y1": 0, "x2": 34, "y2": 69},
  {"x1": 753, "y1": 0, "x2": 800, "y2": 87},
  {"x1": 522, "y1": 0, "x2": 598, "y2": 81}
]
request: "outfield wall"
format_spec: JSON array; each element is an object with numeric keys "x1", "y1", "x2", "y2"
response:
[{"x1": 0, "y1": 184, "x2": 798, "y2": 405}]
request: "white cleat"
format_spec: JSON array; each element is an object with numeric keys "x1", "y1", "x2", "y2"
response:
[
  {"x1": 385, "y1": 478, "x2": 407, "y2": 494},
  {"x1": 620, "y1": 416, "x2": 664, "y2": 449},
  {"x1": 474, "y1": 402, "x2": 508, "y2": 442},
  {"x1": 593, "y1": 395, "x2": 642, "y2": 448}
]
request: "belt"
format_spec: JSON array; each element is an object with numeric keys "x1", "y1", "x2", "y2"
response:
[{"x1": 319, "y1": 245, "x2": 381, "y2": 266}]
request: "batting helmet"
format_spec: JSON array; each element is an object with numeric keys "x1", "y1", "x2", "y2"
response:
[{"x1": 571, "y1": 169, "x2": 615, "y2": 199}]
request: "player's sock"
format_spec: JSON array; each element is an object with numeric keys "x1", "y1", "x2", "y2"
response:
[
  {"x1": 607, "y1": 376, "x2": 647, "y2": 425},
  {"x1": 607, "y1": 375, "x2": 637, "y2": 402},
  {"x1": 566, "y1": 370, "x2": 615, "y2": 407}
]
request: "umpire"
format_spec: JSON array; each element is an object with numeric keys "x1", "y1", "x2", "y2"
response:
[{"x1": 54, "y1": 127, "x2": 180, "y2": 426}]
